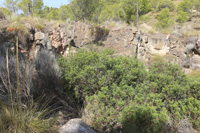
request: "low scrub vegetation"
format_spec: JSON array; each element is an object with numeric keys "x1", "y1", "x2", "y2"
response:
[
  {"x1": 1, "y1": 37, "x2": 200, "y2": 132},
  {"x1": 59, "y1": 49, "x2": 200, "y2": 132}
]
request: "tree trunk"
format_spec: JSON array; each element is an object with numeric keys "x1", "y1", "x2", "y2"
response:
[
  {"x1": 136, "y1": 3, "x2": 139, "y2": 27},
  {"x1": 28, "y1": 3, "x2": 32, "y2": 16}
]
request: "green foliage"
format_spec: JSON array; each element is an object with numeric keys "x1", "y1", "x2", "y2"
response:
[
  {"x1": 69, "y1": 0, "x2": 101, "y2": 21},
  {"x1": 119, "y1": 0, "x2": 136, "y2": 24},
  {"x1": 156, "y1": 0, "x2": 175, "y2": 12},
  {"x1": 139, "y1": 0, "x2": 152, "y2": 15},
  {"x1": 58, "y1": 50, "x2": 200, "y2": 132},
  {"x1": 194, "y1": 0, "x2": 200, "y2": 12},
  {"x1": 18, "y1": 0, "x2": 44, "y2": 16},
  {"x1": 18, "y1": 0, "x2": 32, "y2": 15},
  {"x1": 177, "y1": 10, "x2": 188, "y2": 24},
  {"x1": 0, "y1": 7, "x2": 11, "y2": 17},
  {"x1": 59, "y1": 5, "x2": 70, "y2": 21},
  {"x1": 59, "y1": 49, "x2": 147, "y2": 101},
  {"x1": 177, "y1": 0, "x2": 192, "y2": 13},
  {"x1": 156, "y1": 8, "x2": 174, "y2": 29},
  {"x1": 120, "y1": 0, "x2": 151, "y2": 24},
  {"x1": 120, "y1": 105, "x2": 168, "y2": 132},
  {"x1": 4, "y1": 0, "x2": 18, "y2": 13},
  {"x1": 32, "y1": 0, "x2": 44, "y2": 15},
  {"x1": 98, "y1": 0, "x2": 123, "y2": 22},
  {"x1": 150, "y1": 0, "x2": 160, "y2": 9},
  {"x1": 82, "y1": 62, "x2": 200, "y2": 132}
]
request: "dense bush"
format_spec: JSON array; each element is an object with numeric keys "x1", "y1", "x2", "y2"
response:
[
  {"x1": 59, "y1": 50, "x2": 200, "y2": 132},
  {"x1": 177, "y1": 10, "x2": 188, "y2": 24},
  {"x1": 156, "y1": 8, "x2": 174, "y2": 29},
  {"x1": 59, "y1": 49, "x2": 147, "y2": 101},
  {"x1": 177, "y1": 0, "x2": 192, "y2": 13},
  {"x1": 156, "y1": 0, "x2": 175, "y2": 12}
]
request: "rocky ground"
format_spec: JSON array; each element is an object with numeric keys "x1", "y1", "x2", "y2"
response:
[{"x1": 1, "y1": 19, "x2": 199, "y2": 73}]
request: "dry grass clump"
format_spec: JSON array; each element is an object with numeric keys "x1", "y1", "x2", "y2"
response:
[
  {"x1": 150, "y1": 54, "x2": 165, "y2": 63},
  {"x1": 6, "y1": 21, "x2": 29, "y2": 35},
  {"x1": 0, "y1": 100, "x2": 57, "y2": 133},
  {"x1": 0, "y1": 38, "x2": 58, "y2": 133},
  {"x1": 187, "y1": 70, "x2": 200, "y2": 78}
]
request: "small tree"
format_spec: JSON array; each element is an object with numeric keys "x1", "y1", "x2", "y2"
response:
[
  {"x1": 4, "y1": 0, "x2": 18, "y2": 13},
  {"x1": 18, "y1": 0, "x2": 43, "y2": 16},
  {"x1": 177, "y1": 10, "x2": 188, "y2": 24},
  {"x1": 68, "y1": 0, "x2": 101, "y2": 40},
  {"x1": 156, "y1": 0, "x2": 175, "y2": 12},
  {"x1": 156, "y1": 8, "x2": 174, "y2": 29},
  {"x1": 177, "y1": 0, "x2": 192, "y2": 13},
  {"x1": 0, "y1": 7, "x2": 12, "y2": 17},
  {"x1": 32, "y1": 0, "x2": 44, "y2": 15},
  {"x1": 18, "y1": 0, "x2": 32, "y2": 15},
  {"x1": 121, "y1": 0, "x2": 151, "y2": 26}
]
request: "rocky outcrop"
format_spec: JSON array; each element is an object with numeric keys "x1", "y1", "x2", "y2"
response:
[
  {"x1": 1, "y1": 20, "x2": 200, "y2": 71},
  {"x1": 58, "y1": 119, "x2": 97, "y2": 133}
]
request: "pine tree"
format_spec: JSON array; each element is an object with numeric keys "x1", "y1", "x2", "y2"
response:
[
  {"x1": 4, "y1": 0, "x2": 18, "y2": 13},
  {"x1": 18, "y1": 0, "x2": 43, "y2": 16},
  {"x1": 69, "y1": 0, "x2": 101, "y2": 39}
]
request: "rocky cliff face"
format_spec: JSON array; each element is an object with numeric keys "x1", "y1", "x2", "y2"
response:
[{"x1": 1, "y1": 20, "x2": 200, "y2": 73}]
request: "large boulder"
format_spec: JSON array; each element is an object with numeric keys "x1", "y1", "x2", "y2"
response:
[
  {"x1": 35, "y1": 32, "x2": 45, "y2": 41},
  {"x1": 191, "y1": 55, "x2": 200, "y2": 70},
  {"x1": 58, "y1": 119, "x2": 97, "y2": 133},
  {"x1": 178, "y1": 119, "x2": 198, "y2": 133},
  {"x1": 187, "y1": 36, "x2": 199, "y2": 44},
  {"x1": 185, "y1": 44, "x2": 195, "y2": 55}
]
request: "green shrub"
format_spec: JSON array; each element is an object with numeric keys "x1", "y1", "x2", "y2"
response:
[
  {"x1": 83, "y1": 61, "x2": 200, "y2": 132},
  {"x1": 59, "y1": 50, "x2": 200, "y2": 132},
  {"x1": 119, "y1": 104, "x2": 168, "y2": 133},
  {"x1": 177, "y1": 11, "x2": 188, "y2": 24},
  {"x1": 59, "y1": 49, "x2": 147, "y2": 101},
  {"x1": 156, "y1": 8, "x2": 174, "y2": 29},
  {"x1": 156, "y1": 0, "x2": 175, "y2": 12},
  {"x1": 148, "y1": 62, "x2": 200, "y2": 128},
  {"x1": 177, "y1": 0, "x2": 192, "y2": 13}
]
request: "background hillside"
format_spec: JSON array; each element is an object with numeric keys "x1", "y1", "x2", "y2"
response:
[{"x1": 1, "y1": 0, "x2": 200, "y2": 35}]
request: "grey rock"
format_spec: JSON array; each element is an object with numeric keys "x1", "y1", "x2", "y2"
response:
[
  {"x1": 185, "y1": 44, "x2": 195, "y2": 54},
  {"x1": 59, "y1": 119, "x2": 96, "y2": 133},
  {"x1": 196, "y1": 37, "x2": 200, "y2": 47},
  {"x1": 35, "y1": 32, "x2": 45, "y2": 41},
  {"x1": 187, "y1": 36, "x2": 199, "y2": 44},
  {"x1": 40, "y1": 34, "x2": 52, "y2": 49},
  {"x1": 178, "y1": 119, "x2": 198, "y2": 133}
]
